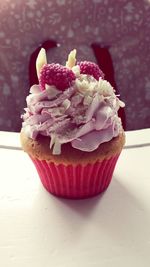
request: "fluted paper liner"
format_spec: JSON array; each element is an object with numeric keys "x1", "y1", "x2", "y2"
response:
[{"x1": 30, "y1": 154, "x2": 120, "y2": 199}]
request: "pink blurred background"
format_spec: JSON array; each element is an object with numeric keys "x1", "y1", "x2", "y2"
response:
[{"x1": 0, "y1": 0, "x2": 150, "y2": 131}]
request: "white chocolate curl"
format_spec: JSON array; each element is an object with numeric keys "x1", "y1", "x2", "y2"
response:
[
  {"x1": 36, "y1": 48, "x2": 47, "y2": 78},
  {"x1": 66, "y1": 49, "x2": 77, "y2": 68}
]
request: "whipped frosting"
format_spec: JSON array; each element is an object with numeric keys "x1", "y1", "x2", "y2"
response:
[{"x1": 22, "y1": 64, "x2": 125, "y2": 154}]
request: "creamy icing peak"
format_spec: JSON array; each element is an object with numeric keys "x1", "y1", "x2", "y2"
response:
[{"x1": 22, "y1": 69, "x2": 125, "y2": 154}]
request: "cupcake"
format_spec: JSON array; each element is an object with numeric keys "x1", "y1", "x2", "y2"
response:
[{"x1": 20, "y1": 49, "x2": 125, "y2": 199}]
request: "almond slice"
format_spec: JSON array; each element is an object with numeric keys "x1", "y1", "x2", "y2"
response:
[
  {"x1": 66, "y1": 49, "x2": 77, "y2": 68},
  {"x1": 36, "y1": 48, "x2": 47, "y2": 78}
]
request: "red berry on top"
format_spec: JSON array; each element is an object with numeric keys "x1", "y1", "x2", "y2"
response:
[
  {"x1": 39, "y1": 63, "x2": 76, "y2": 91},
  {"x1": 78, "y1": 61, "x2": 104, "y2": 80}
]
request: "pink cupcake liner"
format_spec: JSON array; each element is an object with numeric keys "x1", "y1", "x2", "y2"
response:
[{"x1": 30, "y1": 154, "x2": 120, "y2": 199}]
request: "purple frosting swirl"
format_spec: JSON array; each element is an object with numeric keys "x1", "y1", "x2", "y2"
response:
[{"x1": 22, "y1": 73, "x2": 125, "y2": 154}]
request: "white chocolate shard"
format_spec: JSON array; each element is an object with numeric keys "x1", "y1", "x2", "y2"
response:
[
  {"x1": 83, "y1": 95, "x2": 93, "y2": 105},
  {"x1": 72, "y1": 65, "x2": 80, "y2": 76},
  {"x1": 119, "y1": 99, "x2": 125, "y2": 108},
  {"x1": 36, "y1": 48, "x2": 47, "y2": 78},
  {"x1": 45, "y1": 84, "x2": 60, "y2": 98},
  {"x1": 50, "y1": 134, "x2": 56, "y2": 149},
  {"x1": 53, "y1": 138, "x2": 61, "y2": 155},
  {"x1": 62, "y1": 99, "x2": 71, "y2": 109},
  {"x1": 66, "y1": 49, "x2": 77, "y2": 68}
]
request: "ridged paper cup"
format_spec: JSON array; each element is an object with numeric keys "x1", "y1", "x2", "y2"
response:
[{"x1": 30, "y1": 154, "x2": 120, "y2": 199}]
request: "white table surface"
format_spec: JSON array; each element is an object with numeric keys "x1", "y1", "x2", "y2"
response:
[{"x1": 0, "y1": 129, "x2": 150, "y2": 267}]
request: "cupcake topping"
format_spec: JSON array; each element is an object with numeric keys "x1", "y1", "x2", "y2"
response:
[
  {"x1": 78, "y1": 61, "x2": 104, "y2": 80},
  {"x1": 22, "y1": 49, "x2": 125, "y2": 155},
  {"x1": 39, "y1": 63, "x2": 76, "y2": 91},
  {"x1": 66, "y1": 49, "x2": 77, "y2": 68},
  {"x1": 36, "y1": 48, "x2": 47, "y2": 78}
]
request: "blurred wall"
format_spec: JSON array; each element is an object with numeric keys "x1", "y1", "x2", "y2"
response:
[{"x1": 0, "y1": 0, "x2": 150, "y2": 131}]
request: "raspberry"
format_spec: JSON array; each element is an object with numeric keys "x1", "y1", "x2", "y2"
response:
[
  {"x1": 78, "y1": 61, "x2": 104, "y2": 80},
  {"x1": 39, "y1": 63, "x2": 76, "y2": 90}
]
